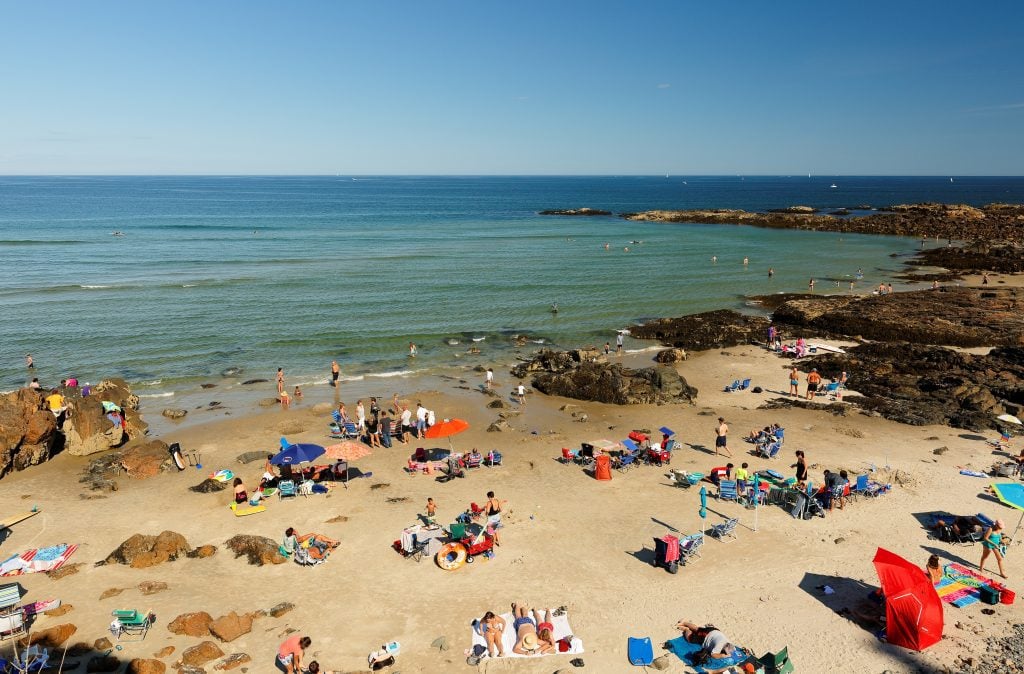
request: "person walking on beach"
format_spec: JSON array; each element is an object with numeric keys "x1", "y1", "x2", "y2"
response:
[
  {"x1": 415, "y1": 402, "x2": 427, "y2": 438},
  {"x1": 517, "y1": 382, "x2": 526, "y2": 405},
  {"x1": 331, "y1": 360, "x2": 340, "y2": 388},
  {"x1": 806, "y1": 368, "x2": 822, "y2": 400},
  {"x1": 788, "y1": 366, "x2": 799, "y2": 396},
  {"x1": 276, "y1": 634, "x2": 311, "y2": 673},
  {"x1": 485, "y1": 491, "x2": 506, "y2": 546},
  {"x1": 714, "y1": 417, "x2": 732, "y2": 458},
  {"x1": 25, "y1": 354, "x2": 33, "y2": 369},
  {"x1": 485, "y1": 367, "x2": 494, "y2": 390},
  {"x1": 276, "y1": 368, "x2": 284, "y2": 394},
  {"x1": 616, "y1": 332, "x2": 624, "y2": 353},
  {"x1": 980, "y1": 519, "x2": 1008, "y2": 579}
]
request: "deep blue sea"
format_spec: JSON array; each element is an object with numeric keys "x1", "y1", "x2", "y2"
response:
[{"x1": 2, "y1": 175, "x2": 1022, "y2": 406}]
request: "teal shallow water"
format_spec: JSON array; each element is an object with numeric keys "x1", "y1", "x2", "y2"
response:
[{"x1": 3, "y1": 175, "x2": 1020, "y2": 400}]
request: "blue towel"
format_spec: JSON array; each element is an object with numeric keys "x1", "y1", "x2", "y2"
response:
[
  {"x1": 34, "y1": 544, "x2": 68, "y2": 562},
  {"x1": 665, "y1": 636, "x2": 749, "y2": 672}
]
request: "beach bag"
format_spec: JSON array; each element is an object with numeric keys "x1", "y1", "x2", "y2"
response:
[
  {"x1": 979, "y1": 585, "x2": 1001, "y2": 605},
  {"x1": 557, "y1": 637, "x2": 573, "y2": 652}
]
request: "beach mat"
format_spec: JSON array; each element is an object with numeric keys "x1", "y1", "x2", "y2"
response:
[
  {"x1": 470, "y1": 610, "x2": 583, "y2": 659},
  {"x1": 665, "y1": 636, "x2": 751, "y2": 673},
  {"x1": 937, "y1": 563, "x2": 1006, "y2": 608}
]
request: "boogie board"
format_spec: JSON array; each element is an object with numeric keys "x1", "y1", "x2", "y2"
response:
[
  {"x1": 230, "y1": 503, "x2": 266, "y2": 517},
  {"x1": 0, "y1": 510, "x2": 40, "y2": 529}
]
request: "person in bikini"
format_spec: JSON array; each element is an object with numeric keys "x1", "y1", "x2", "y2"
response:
[
  {"x1": 485, "y1": 491, "x2": 505, "y2": 546},
  {"x1": 475, "y1": 611, "x2": 507, "y2": 658}
]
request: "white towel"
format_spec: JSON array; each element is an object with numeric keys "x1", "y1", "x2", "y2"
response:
[{"x1": 470, "y1": 610, "x2": 583, "y2": 659}]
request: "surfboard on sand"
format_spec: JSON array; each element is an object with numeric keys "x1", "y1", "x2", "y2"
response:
[
  {"x1": 1, "y1": 510, "x2": 40, "y2": 529},
  {"x1": 810, "y1": 343, "x2": 845, "y2": 354},
  {"x1": 230, "y1": 504, "x2": 266, "y2": 517}
]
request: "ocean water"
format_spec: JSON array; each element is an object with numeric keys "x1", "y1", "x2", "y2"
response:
[{"x1": 2, "y1": 175, "x2": 1023, "y2": 402}]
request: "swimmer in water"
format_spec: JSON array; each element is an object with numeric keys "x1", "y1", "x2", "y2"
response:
[
  {"x1": 711, "y1": 255, "x2": 717, "y2": 263},
  {"x1": 604, "y1": 242, "x2": 610, "y2": 250},
  {"x1": 768, "y1": 267, "x2": 774, "y2": 278},
  {"x1": 624, "y1": 247, "x2": 630, "y2": 252},
  {"x1": 409, "y1": 342, "x2": 417, "y2": 357},
  {"x1": 809, "y1": 278, "x2": 815, "y2": 291},
  {"x1": 550, "y1": 303, "x2": 558, "y2": 313},
  {"x1": 743, "y1": 256, "x2": 749, "y2": 265}
]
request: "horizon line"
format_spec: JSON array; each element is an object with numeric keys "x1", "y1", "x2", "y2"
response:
[{"x1": 2, "y1": 173, "x2": 1023, "y2": 178}]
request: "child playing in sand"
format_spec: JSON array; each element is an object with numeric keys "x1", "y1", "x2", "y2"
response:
[{"x1": 293, "y1": 385, "x2": 303, "y2": 399}]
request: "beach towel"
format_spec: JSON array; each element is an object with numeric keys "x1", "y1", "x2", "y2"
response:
[
  {"x1": 21, "y1": 599, "x2": 60, "y2": 617},
  {"x1": 0, "y1": 544, "x2": 78, "y2": 577},
  {"x1": 665, "y1": 636, "x2": 751, "y2": 673},
  {"x1": 469, "y1": 610, "x2": 583, "y2": 659},
  {"x1": 936, "y1": 563, "x2": 1007, "y2": 608},
  {"x1": 959, "y1": 469, "x2": 987, "y2": 478}
]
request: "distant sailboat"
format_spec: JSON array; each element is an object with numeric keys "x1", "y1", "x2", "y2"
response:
[
  {"x1": 830, "y1": 183, "x2": 838, "y2": 189},
  {"x1": 950, "y1": 177, "x2": 954, "y2": 183}
]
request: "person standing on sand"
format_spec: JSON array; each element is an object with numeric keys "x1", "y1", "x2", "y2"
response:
[
  {"x1": 276, "y1": 635, "x2": 311, "y2": 674},
  {"x1": 355, "y1": 400, "x2": 366, "y2": 431},
  {"x1": 485, "y1": 491, "x2": 506, "y2": 546},
  {"x1": 485, "y1": 367, "x2": 494, "y2": 390},
  {"x1": 788, "y1": 366, "x2": 800, "y2": 396},
  {"x1": 806, "y1": 368, "x2": 822, "y2": 400},
  {"x1": 517, "y1": 382, "x2": 526, "y2": 405},
  {"x1": 331, "y1": 360, "x2": 340, "y2": 388},
  {"x1": 276, "y1": 368, "x2": 285, "y2": 394},
  {"x1": 391, "y1": 393, "x2": 401, "y2": 415},
  {"x1": 379, "y1": 410, "x2": 393, "y2": 448},
  {"x1": 400, "y1": 406, "x2": 412, "y2": 444},
  {"x1": 980, "y1": 519, "x2": 1008, "y2": 579},
  {"x1": 794, "y1": 450, "x2": 808, "y2": 487},
  {"x1": 714, "y1": 417, "x2": 732, "y2": 458},
  {"x1": 767, "y1": 324, "x2": 776, "y2": 348}
]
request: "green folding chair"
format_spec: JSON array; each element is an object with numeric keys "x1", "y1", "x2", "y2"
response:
[
  {"x1": 112, "y1": 609, "x2": 153, "y2": 641},
  {"x1": 447, "y1": 522, "x2": 466, "y2": 540},
  {"x1": 759, "y1": 645, "x2": 794, "y2": 674}
]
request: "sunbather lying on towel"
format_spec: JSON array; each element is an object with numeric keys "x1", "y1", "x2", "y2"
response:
[
  {"x1": 511, "y1": 603, "x2": 555, "y2": 655},
  {"x1": 674, "y1": 621, "x2": 735, "y2": 663}
]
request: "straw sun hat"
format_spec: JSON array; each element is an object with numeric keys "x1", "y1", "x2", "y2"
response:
[{"x1": 522, "y1": 633, "x2": 539, "y2": 650}]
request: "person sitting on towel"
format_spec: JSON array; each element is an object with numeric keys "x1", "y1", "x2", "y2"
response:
[{"x1": 674, "y1": 621, "x2": 736, "y2": 661}]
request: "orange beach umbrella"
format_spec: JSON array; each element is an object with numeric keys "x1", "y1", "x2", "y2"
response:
[{"x1": 425, "y1": 418, "x2": 470, "y2": 452}]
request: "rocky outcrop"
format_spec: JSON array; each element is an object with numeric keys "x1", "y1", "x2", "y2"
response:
[
  {"x1": 631, "y1": 310, "x2": 770, "y2": 352},
  {"x1": 127, "y1": 660, "x2": 166, "y2": 674},
  {"x1": 105, "y1": 531, "x2": 191, "y2": 568},
  {"x1": 539, "y1": 207, "x2": 612, "y2": 216},
  {"x1": 190, "y1": 479, "x2": 228, "y2": 493},
  {"x1": 63, "y1": 378, "x2": 147, "y2": 456},
  {"x1": 168, "y1": 612, "x2": 214, "y2": 637},
  {"x1": 214, "y1": 653, "x2": 251, "y2": 671},
  {"x1": 0, "y1": 388, "x2": 57, "y2": 478},
  {"x1": 224, "y1": 535, "x2": 286, "y2": 566},
  {"x1": 208, "y1": 612, "x2": 254, "y2": 643},
  {"x1": 20, "y1": 623, "x2": 77, "y2": 648},
  {"x1": 916, "y1": 241, "x2": 1024, "y2": 274},
  {"x1": 624, "y1": 202, "x2": 1024, "y2": 245},
  {"x1": 512, "y1": 349, "x2": 697, "y2": 405},
  {"x1": 769, "y1": 287, "x2": 1024, "y2": 347},
  {"x1": 798, "y1": 343, "x2": 1024, "y2": 430},
  {"x1": 654, "y1": 348, "x2": 688, "y2": 363},
  {"x1": 180, "y1": 641, "x2": 224, "y2": 667},
  {"x1": 119, "y1": 440, "x2": 173, "y2": 479}
]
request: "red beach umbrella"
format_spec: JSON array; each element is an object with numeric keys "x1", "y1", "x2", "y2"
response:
[
  {"x1": 324, "y1": 441, "x2": 372, "y2": 462},
  {"x1": 424, "y1": 418, "x2": 470, "y2": 452}
]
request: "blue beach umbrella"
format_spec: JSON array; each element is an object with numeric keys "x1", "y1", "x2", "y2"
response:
[
  {"x1": 990, "y1": 482, "x2": 1024, "y2": 543},
  {"x1": 271, "y1": 442, "x2": 325, "y2": 466},
  {"x1": 699, "y1": 486, "x2": 708, "y2": 534}
]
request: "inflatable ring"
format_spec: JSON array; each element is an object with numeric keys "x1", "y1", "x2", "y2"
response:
[{"x1": 436, "y1": 542, "x2": 467, "y2": 571}]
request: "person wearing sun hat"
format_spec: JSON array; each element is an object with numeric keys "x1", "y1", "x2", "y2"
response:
[{"x1": 511, "y1": 603, "x2": 554, "y2": 655}]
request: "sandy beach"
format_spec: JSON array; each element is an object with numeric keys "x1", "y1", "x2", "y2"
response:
[{"x1": 2, "y1": 307, "x2": 1021, "y2": 673}]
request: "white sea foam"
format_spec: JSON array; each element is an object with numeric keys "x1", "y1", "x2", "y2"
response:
[
  {"x1": 338, "y1": 375, "x2": 365, "y2": 382},
  {"x1": 625, "y1": 346, "x2": 662, "y2": 354},
  {"x1": 139, "y1": 392, "x2": 174, "y2": 398},
  {"x1": 80, "y1": 284, "x2": 111, "y2": 289},
  {"x1": 141, "y1": 379, "x2": 162, "y2": 386},
  {"x1": 368, "y1": 370, "x2": 415, "y2": 378}
]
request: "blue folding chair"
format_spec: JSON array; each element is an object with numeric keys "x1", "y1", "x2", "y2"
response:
[
  {"x1": 278, "y1": 480, "x2": 297, "y2": 500},
  {"x1": 627, "y1": 636, "x2": 654, "y2": 666},
  {"x1": 718, "y1": 480, "x2": 739, "y2": 502},
  {"x1": 739, "y1": 377, "x2": 752, "y2": 390},
  {"x1": 723, "y1": 379, "x2": 741, "y2": 392}
]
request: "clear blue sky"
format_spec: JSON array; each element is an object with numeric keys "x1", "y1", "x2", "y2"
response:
[{"x1": 2, "y1": 1, "x2": 1022, "y2": 175}]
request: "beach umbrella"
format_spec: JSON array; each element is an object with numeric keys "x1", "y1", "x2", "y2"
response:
[
  {"x1": 872, "y1": 547, "x2": 943, "y2": 651},
  {"x1": 989, "y1": 482, "x2": 1024, "y2": 542},
  {"x1": 699, "y1": 486, "x2": 708, "y2": 534},
  {"x1": 997, "y1": 414, "x2": 1023, "y2": 426},
  {"x1": 324, "y1": 441, "x2": 372, "y2": 462},
  {"x1": 270, "y1": 442, "x2": 325, "y2": 466},
  {"x1": 425, "y1": 418, "x2": 469, "y2": 452}
]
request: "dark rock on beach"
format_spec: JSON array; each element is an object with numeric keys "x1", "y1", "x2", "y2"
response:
[
  {"x1": 241, "y1": 379, "x2": 268, "y2": 385},
  {"x1": 797, "y1": 343, "x2": 1024, "y2": 430},
  {"x1": 915, "y1": 241, "x2": 1024, "y2": 274},
  {"x1": 64, "y1": 379, "x2": 147, "y2": 456},
  {"x1": 224, "y1": 535, "x2": 287, "y2": 566},
  {"x1": 767, "y1": 205, "x2": 818, "y2": 214},
  {"x1": 105, "y1": 531, "x2": 192, "y2": 568},
  {"x1": 512, "y1": 349, "x2": 697, "y2": 405},
  {"x1": 191, "y1": 478, "x2": 228, "y2": 493},
  {"x1": 539, "y1": 207, "x2": 612, "y2": 216},
  {"x1": 631, "y1": 310, "x2": 770, "y2": 351}
]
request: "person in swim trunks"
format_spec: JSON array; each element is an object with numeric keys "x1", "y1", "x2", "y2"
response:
[
  {"x1": 788, "y1": 366, "x2": 799, "y2": 396},
  {"x1": 511, "y1": 603, "x2": 554, "y2": 655},
  {"x1": 805, "y1": 368, "x2": 822, "y2": 400},
  {"x1": 714, "y1": 417, "x2": 732, "y2": 458}
]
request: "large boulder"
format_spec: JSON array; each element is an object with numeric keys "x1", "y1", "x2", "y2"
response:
[
  {"x1": 120, "y1": 439, "x2": 173, "y2": 479},
  {"x1": 168, "y1": 612, "x2": 213, "y2": 637},
  {"x1": 518, "y1": 353, "x2": 697, "y2": 405},
  {"x1": 208, "y1": 612, "x2": 254, "y2": 643},
  {"x1": 180, "y1": 641, "x2": 224, "y2": 667},
  {"x1": 127, "y1": 659, "x2": 166, "y2": 674},
  {"x1": 224, "y1": 535, "x2": 287, "y2": 566},
  {"x1": 64, "y1": 378, "x2": 147, "y2": 456},
  {"x1": 631, "y1": 310, "x2": 770, "y2": 352},
  {"x1": 19, "y1": 623, "x2": 77, "y2": 648},
  {"x1": 0, "y1": 388, "x2": 58, "y2": 478},
  {"x1": 105, "y1": 531, "x2": 191, "y2": 568}
]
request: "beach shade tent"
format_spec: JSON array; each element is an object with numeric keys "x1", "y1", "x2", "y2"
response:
[
  {"x1": 271, "y1": 442, "x2": 325, "y2": 466},
  {"x1": 424, "y1": 418, "x2": 469, "y2": 452},
  {"x1": 990, "y1": 482, "x2": 1024, "y2": 541},
  {"x1": 996, "y1": 414, "x2": 1023, "y2": 426},
  {"x1": 872, "y1": 547, "x2": 943, "y2": 652},
  {"x1": 594, "y1": 454, "x2": 612, "y2": 481}
]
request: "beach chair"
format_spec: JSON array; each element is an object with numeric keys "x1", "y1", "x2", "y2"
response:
[
  {"x1": 717, "y1": 480, "x2": 739, "y2": 502},
  {"x1": 617, "y1": 450, "x2": 639, "y2": 472},
  {"x1": 848, "y1": 474, "x2": 869, "y2": 502},
  {"x1": 723, "y1": 379, "x2": 741, "y2": 392},
  {"x1": 8, "y1": 645, "x2": 49, "y2": 672},
  {"x1": 627, "y1": 636, "x2": 655, "y2": 666},
  {"x1": 823, "y1": 381, "x2": 841, "y2": 399},
  {"x1": 277, "y1": 480, "x2": 297, "y2": 501},
  {"x1": 576, "y1": 444, "x2": 595, "y2": 467},
  {"x1": 738, "y1": 378, "x2": 752, "y2": 390},
  {"x1": 111, "y1": 609, "x2": 153, "y2": 642},
  {"x1": 484, "y1": 450, "x2": 502, "y2": 467},
  {"x1": 679, "y1": 533, "x2": 704, "y2": 564},
  {"x1": 447, "y1": 522, "x2": 467, "y2": 541},
  {"x1": 463, "y1": 452, "x2": 483, "y2": 469},
  {"x1": 708, "y1": 517, "x2": 739, "y2": 542},
  {"x1": 559, "y1": 448, "x2": 576, "y2": 464},
  {"x1": 759, "y1": 646, "x2": 794, "y2": 674},
  {"x1": 758, "y1": 442, "x2": 781, "y2": 459}
]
